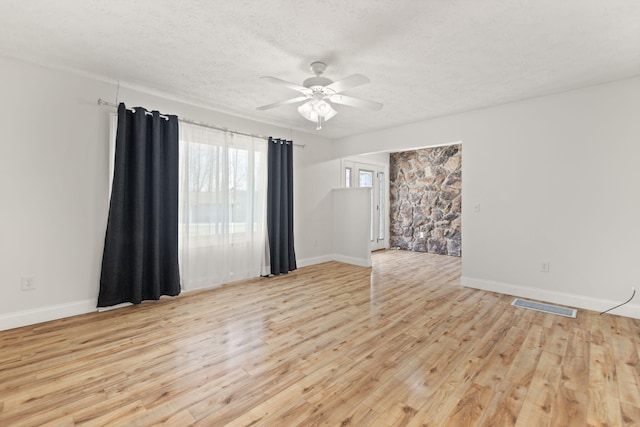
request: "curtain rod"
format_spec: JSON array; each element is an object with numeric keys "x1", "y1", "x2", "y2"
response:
[{"x1": 97, "y1": 99, "x2": 305, "y2": 148}]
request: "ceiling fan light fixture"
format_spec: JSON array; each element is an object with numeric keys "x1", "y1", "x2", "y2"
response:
[
  {"x1": 297, "y1": 99, "x2": 337, "y2": 123},
  {"x1": 259, "y1": 61, "x2": 382, "y2": 130}
]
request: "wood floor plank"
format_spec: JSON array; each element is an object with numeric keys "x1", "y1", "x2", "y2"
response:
[
  {"x1": 620, "y1": 401, "x2": 640, "y2": 427},
  {"x1": 611, "y1": 333, "x2": 640, "y2": 406},
  {"x1": 588, "y1": 342, "x2": 623, "y2": 426},
  {"x1": 550, "y1": 385, "x2": 587, "y2": 427},
  {"x1": 560, "y1": 327, "x2": 590, "y2": 393},
  {"x1": 1, "y1": 250, "x2": 639, "y2": 426},
  {"x1": 475, "y1": 380, "x2": 527, "y2": 427},
  {"x1": 515, "y1": 350, "x2": 563, "y2": 426}
]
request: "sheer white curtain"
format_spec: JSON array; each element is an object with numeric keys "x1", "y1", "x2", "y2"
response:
[{"x1": 178, "y1": 122, "x2": 268, "y2": 289}]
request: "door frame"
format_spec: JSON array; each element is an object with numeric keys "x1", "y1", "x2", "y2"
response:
[{"x1": 341, "y1": 158, "x2": 389, "y2": 251}]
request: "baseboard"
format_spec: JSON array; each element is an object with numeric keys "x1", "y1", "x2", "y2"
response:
[
  {"x1": 297, "y1": 255, "x2": 334, "y2": 268},
  {"x1": 462, "y1": 276, "x2": 640, "y2": 320},
  {"x1": 97, "y1": 302, "x2": 132, "y2": 312},
  {"x1": 297, "y1": 254, "x2": 371, "y2": 268},
  {"x1": 332, "y1": 254, "x2": 372, "y2": 268},
  {"x1": 0, "y1": 299, "x2": 97, "y2": 331}
]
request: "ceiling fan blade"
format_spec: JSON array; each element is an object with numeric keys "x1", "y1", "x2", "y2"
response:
[
  {"x1": 256, "y1": 96, "x2": 309, "y2": 111},
  {"x1": 325, "y1": 74, "x2": 370, "y2": 93},
  {"x1": 329, "y1": 94, "x2": 383, "y2": 111},
  {"x1": 260, "y1": 76, "x2": 311, "y2": 94}
]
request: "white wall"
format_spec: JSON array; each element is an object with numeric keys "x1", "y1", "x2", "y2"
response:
[
  {"x1": 0, "y1": 56, "x2": 336, "y2": 330},
  {"x1": 3, "y1": 54, "x2": 638, "y2": 328},
  {"x1": 335, "y1": 76, "x2": 640, "y2": 318},
  {"x1": 332, "y1": 188, "x2": 372, "y2": 267}
]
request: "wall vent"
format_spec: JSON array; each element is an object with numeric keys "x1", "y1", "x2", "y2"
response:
[{"x1": 511, "y1": 298, "x2": 577, "y2": 318}]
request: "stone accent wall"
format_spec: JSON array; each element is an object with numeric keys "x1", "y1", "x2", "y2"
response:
[{"x1": 389, "y1": 145, "x2": 461, "y2": 256}]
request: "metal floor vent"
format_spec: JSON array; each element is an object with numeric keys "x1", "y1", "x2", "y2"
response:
[{"x1": 511, "y1": 298, "x2": 577, "y2": 318}]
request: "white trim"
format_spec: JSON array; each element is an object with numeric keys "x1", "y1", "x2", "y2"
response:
[
  {"x1": 331, "y1": 254, "x2": 372, "y2": 268},
  {"x1": 298, "y1": 254, "x2": 372, "y2": 268},
  {"x1": 297, "y1": 255, "x2": 334, "y2": 268},
  {"x1": 341, "y1": 155, "x2": 388, "y2": 167},
  {"x1": 181, "y1": 282, "x2": 227, "y2": 293},
  {"x1": 97, "y1": 302, "x2": 132, "y2": 312},
  {"x1": 462, "y1": 276, "x2": 640, "y2": 320},
  {"x1": 0, "y1": 299, "x2": 97, "y2": 331}
]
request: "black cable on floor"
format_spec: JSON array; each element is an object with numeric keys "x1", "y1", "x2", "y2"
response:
[{"x1": 600, "y1": 287, "x2": 636, "y2": 315}]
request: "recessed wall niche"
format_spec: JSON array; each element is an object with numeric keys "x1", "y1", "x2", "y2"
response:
[{"x1": 389, "y1": 144, "x2": 461, "y2": 257}]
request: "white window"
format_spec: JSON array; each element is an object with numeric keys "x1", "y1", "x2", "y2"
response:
[{"x1": 178, "y1": 123, "x2": 268, "y2": 289}]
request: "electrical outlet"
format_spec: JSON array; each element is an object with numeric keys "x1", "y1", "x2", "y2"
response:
[
  {"x1": 21, "y1": 276, "x2": 36, "y2": 291},
  {"x1": 473, "y1": 203, "x2": 481, "y2": 213},
  {"x1": 540, "y1": 261, "x2": 550, "y2": 273}
]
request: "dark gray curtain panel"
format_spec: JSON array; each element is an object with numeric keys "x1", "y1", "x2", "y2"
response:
[
  {"x1": 98, "y1": 103, "x2": 181, "y2": 307},
  {"x1": 267, "y1": 137, "x2": 297, "y2": 275}
]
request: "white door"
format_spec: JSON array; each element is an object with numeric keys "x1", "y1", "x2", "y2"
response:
[{"x1": 343, "y1": 161, "x2": 388, "y2": 251}]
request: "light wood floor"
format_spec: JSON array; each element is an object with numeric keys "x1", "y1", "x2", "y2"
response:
[{"x1": 1, "y1": 250, "x2": 640, "y2": 426}]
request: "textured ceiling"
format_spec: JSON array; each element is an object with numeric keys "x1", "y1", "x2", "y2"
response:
[{"x1": 0, "y1": 0, "x2": 639, "y2": 139}]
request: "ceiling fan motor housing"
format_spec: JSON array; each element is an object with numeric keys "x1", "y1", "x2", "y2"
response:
[
  {"x1": 304, "y1": 61, "x2": 333, "y2": 90},
  {"x1": 303, "y1": 76, "x2": 333, "y2": 89}
]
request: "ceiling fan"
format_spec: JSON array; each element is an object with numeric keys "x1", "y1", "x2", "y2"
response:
[{"x1": 257, "y1": 61, "x2": 383, "y2": 130}]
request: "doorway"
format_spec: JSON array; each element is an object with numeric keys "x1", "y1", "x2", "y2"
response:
[
  {"x1": 342, "y1": 160, "x2": 388, "y2": 251},
  {"x1": 388, "y1": 144, "x2": 461, "y2": 257}
]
